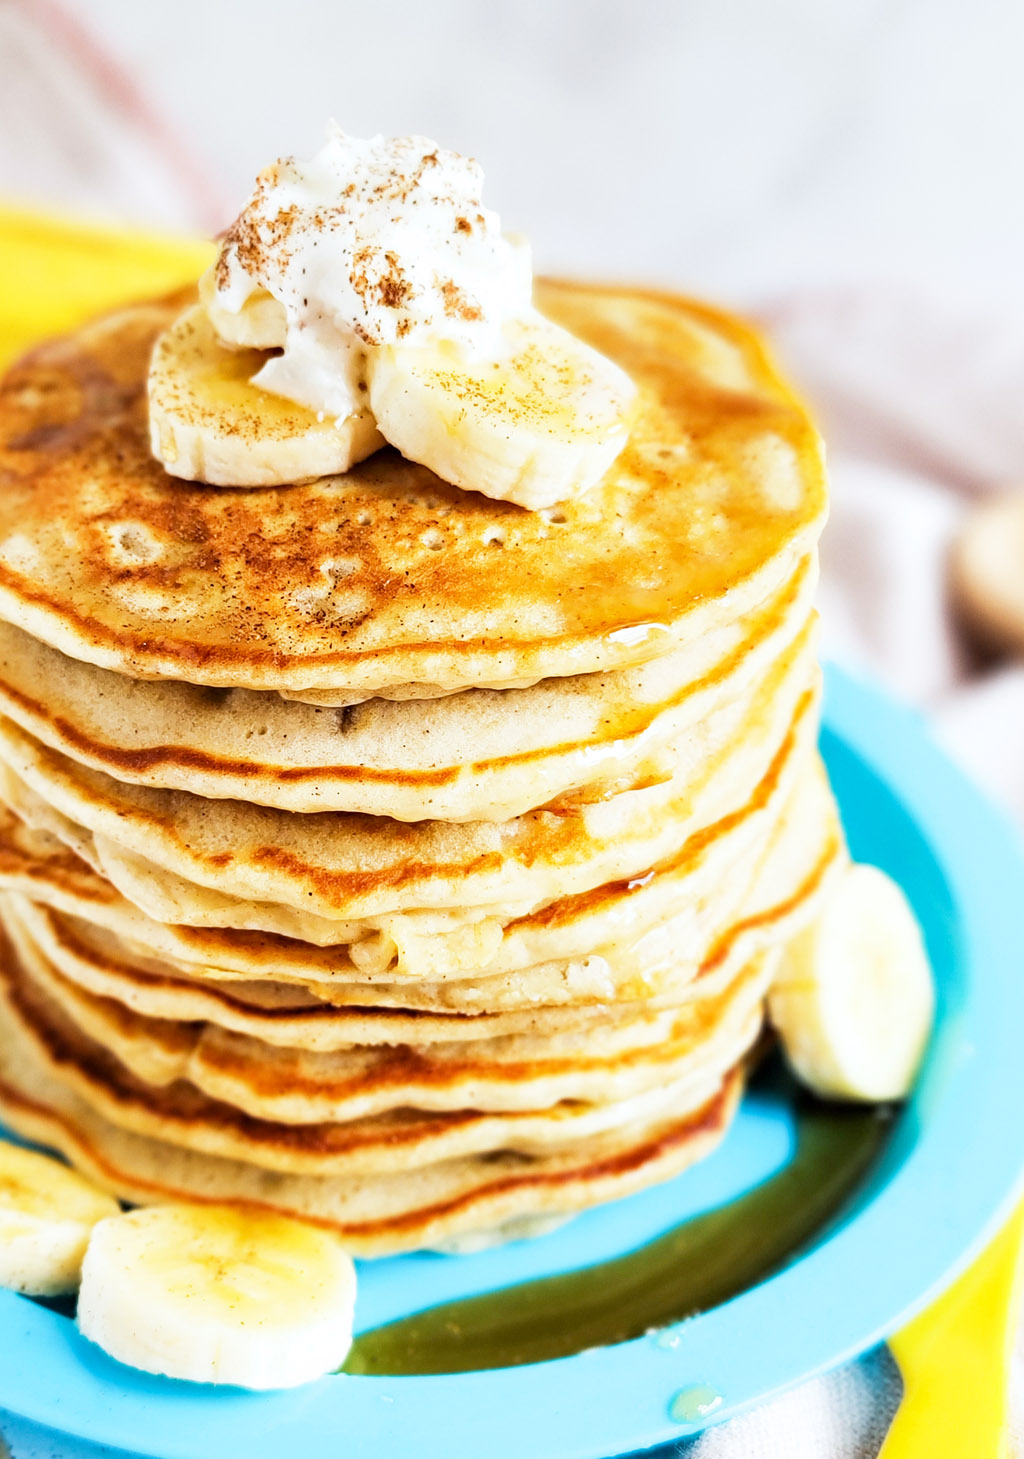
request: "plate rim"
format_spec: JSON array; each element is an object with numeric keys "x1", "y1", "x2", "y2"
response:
[{"x1": 0, "y1": 662, "x2": 1023, "y2": 1459}]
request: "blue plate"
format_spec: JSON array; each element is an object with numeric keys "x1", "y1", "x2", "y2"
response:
[{"x1": 0, "y1": 663, "x2": 1022, "y2": 1459}]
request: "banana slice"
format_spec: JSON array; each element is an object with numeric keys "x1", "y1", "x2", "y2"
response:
[
  {"x1": 366, "y1": 309, "x2": 637, "y2": 510},
  {"x1": 198, "y1": 265, "x2": 287, "y2": 350},
  {"x1": 768, "y1": 863, "x2": 934, "y2": 1102},
  {"x1": 0, "y1": 1139, "x2": 119, "y2": 1295},
  {"x1": 148, "y1": 306, "x2": 383, "y2": 486},
  {"x1": 78, "y1": 1203, "x2": 357, "y2": 1388}
]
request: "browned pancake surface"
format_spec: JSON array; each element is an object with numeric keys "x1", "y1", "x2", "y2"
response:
[{"x1": 0, "y1": 283, "x2": 825, "y2": 694}]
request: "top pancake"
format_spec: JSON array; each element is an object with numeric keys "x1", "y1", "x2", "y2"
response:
[{"x1": 0, "y1": 281, "x2": 826, "y2": 697}]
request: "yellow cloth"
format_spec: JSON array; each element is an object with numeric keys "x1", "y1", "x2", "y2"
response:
[
  {"x1": 0, "y1": 204, "x2": 211, "y2": 370},
  {"x1": 881, "y1": 1200, "x2": 1024, "y2": 1459}
]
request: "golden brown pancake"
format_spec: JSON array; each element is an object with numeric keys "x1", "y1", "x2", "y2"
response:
[
  {"x1": 0, "y1": 630, "x2": 818, "y2": 926},
  {"x1": 0, "y1": 554, "x2": 815, "y2": 820},
  {"x1": 0, "y1": 696, "x2": 827, "y2": 993},
  {"x1": 0, "y1": 753, "x2": 841, "y2": 1048},
  {"x1": 0, "y1": 921, "x2": 765, "y2": 1175},
  {"x1": 0, "y1": 944, "x2": 743, "y2": 1255},
  {"x1": 0, "y1": 283, "x2": 826, "y2": 699}
]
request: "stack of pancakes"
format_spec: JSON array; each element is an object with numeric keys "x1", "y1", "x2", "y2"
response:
[{"x1": 0, "y1": 280, "x2": 842, "y2": 1255}]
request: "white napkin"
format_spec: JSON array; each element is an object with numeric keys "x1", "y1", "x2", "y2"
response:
[{"x1": 761, "y1": 285, "x2": 1024, "y2": 812}]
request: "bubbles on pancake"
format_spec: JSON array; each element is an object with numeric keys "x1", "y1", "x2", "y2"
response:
[
  {"x1": 100, "y1": 521, "x2": 166, "y2": 569},
  {"x1": 251, "y1": 510, "x2": 298, "y2": 543},
  {"x1": 320, "y1": 557, "x2": 361, "y2": 584},
  {"x1": 563, "y1": 956, "x2": 616, "y2": 999},
  {"x1": 482, "y1": 527, "x2": 506, "y2": 548},
  {"x1": 289, "y1": 559, "x2": 369, "y2": 627},
  {"x1": 112, "y1": 578, "x2": 221, "y2": 621},
  {"x1": 0, "y1": 533, "x2": 44, "y2": 575},
  {"x1": 404, "y1": 491, "x2": 451, "y2": 513}
]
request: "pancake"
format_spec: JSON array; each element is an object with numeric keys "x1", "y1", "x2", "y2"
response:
[
  {"x1": 0, "y1": 556, "x2": 815, "y2": 821},
  {"x1": 0, "y1": 975, "x2": 743, "y2": 1255},
  {"x1": 0, "y1": 754, "x2": 841, "y2": 1045},
  {"x1": 2, "y1": 892, "x2": 747, "y2": 1046},
  {"x1": 0, "y1": 925, "x2": 765, "y2": 1173},
  {"x1": 0, "y1": 283, "x2": 826, "y2": 700},
  {"x1": 4, "y1": 909, "x2": 768, "y2": 1120},
  {"x1": 0, "y1": 693, "x2": 828, "y2": 995},
  {"x1": 0, "y1": 626, "x2": 818, "y2": 926}
]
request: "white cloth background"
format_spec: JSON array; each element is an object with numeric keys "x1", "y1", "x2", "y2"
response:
[{"x1": 1, "y1": 1, "x2": 1022, "y2": 1454}]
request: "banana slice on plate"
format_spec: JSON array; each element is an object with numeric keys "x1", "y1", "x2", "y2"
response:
[
  {"x1": 367, "y1": 309, "x2": 637, "y2": 510},
  {"x1": 768, "y1": 863, "x2": 934, "y2": 1102},
  {"x1": 78, "y1": 1203, "x2": 357, "y2": 1389},
  {"x1": 148, "y1": 306, "x2": 383, "y2": 487},
  {"x1": 0, "y1": 1139, "x2": 119, "y2": 1296}
]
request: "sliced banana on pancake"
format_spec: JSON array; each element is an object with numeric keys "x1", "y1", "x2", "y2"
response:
[
  {"x1": 0, "y1": 1138, "x2": 118, "y2": 1295},
  {"x1": 768, "y1": 862, "x2": 933, "y2": 1101},
  {"x1": 198, "y1": 264, "x2": 286, "y2": 350},
  {"x1": 148, "y1": 305, "x2": 383, "y2": 486},
  {"x1": 78, "y1": 1203, "x2": 357, "y2": 1388},
  {"x1": 367, "y1": 310, "x2": 637, "y2": 510},
  {"x1": 154, "y1": 299, "x2": 636, "y2": 505}
]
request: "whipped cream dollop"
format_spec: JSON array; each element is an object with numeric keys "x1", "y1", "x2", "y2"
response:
[{"x1": 208, "y1": 127, "x2": 532, "y2": 419}]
